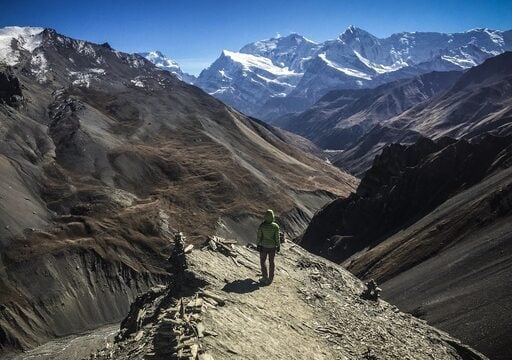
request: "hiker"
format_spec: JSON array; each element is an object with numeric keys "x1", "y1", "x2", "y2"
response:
[{"x1": 257, "y1": 209, "x2": 280, "y2": 285}]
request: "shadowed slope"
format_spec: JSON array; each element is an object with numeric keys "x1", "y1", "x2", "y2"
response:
[{"x1": 298, "y1": 134, "x2": 512, "y2": 358}]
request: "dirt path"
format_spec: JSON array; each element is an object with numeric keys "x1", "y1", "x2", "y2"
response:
[
  {"x1": 194, "y1": 247, "x2": 337, "y2": 359},
  {"x1": 187, "y1": 242, "x2": 485, "y2": 360}
]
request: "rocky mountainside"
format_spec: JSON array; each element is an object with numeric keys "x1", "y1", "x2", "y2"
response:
[
  {"x1": 382, "y1": 50, "x2": 512, "y2": 139},
  {"x1": 299, "y1": 134, "x2": 512, "y2": 359},
  {"x1": 0, "y1": 26, "x2": 358, "y2": 355},
  {"x1": 273, "y1": 70, "x2": 462, "y2": 150},
  {"x1": 193, "y1": 49, "x2": 304, "y2": 118},
  {"x1": 330, "y1": 124, "x2": 422, "y2": 175},
  {"x1": 17, "y1": 240, "x2": 486, "y2": 360},
  {"x1": 138, "y1": 51, "x2": 196, "y2": 83},
  {"x1": 319, "y1": 51, "x2": 512, "y2": 175},
  {"x1": 193, "y1": 27, "x2": 512, "y2": 120}
]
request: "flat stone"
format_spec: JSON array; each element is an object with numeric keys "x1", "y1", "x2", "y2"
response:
[
  {"x1": 199, "y1": 290, "x2": 226, "y2": 306},
  {"x1": 190, "y1": 344, "x2": 199, "y2": 358},
  {"x1": 208, "y1": 240, "x2": 217, "y2": 251},
  {"x1": 133, "y1": 330, "x2": 144, "y2": 342},
  {"x1": 199, "y1": 354, "x2": 215, "y2": 360},
  {"x1": 203, "y1": 329, "x2": 218, "y2": 337}
]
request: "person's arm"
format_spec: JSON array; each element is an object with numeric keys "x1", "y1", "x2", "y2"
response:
[
  {"x1": 274, "y1": 225, "x2": 280, "y2": 250},
  {"x1": 257, "y1": 226, "x2": 262, "y2": 246}
]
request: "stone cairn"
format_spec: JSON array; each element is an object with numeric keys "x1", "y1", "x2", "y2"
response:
[
  {"x1": 157, "y1": 232, "x2": 222, "y2": 359},
  {"x1": 155, "y1": 296, "x2": 205, "y2": 359},
  {"x1": 170, "y1": 232, "x2": 188, "y2": 273},
  {"x1": 360, "y1": 279, "x2": 382, "y2": 301},
  {"x1": 93, "y1": 232, "x2": 222, "y2": 360}
]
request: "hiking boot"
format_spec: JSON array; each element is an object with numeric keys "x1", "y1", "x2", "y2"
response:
[{"x1": 259, "y1": 277, "x2": 270, "y2": 286}]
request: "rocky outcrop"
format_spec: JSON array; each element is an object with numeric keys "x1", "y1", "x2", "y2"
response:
[
  {"x1": 0, "y1": 70, "x2": 22, "y2": 106},
  {"x1": 91, "y1": 239, "x2": 486, "y2": 360},
  {"x1": 299, "y1": 134, "x2": 512, "y2": 263},
  {"x1": 367, "y1": 166, "x2": 512, "y2": 359}
]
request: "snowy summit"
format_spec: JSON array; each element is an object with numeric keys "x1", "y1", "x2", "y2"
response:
[
  {"x1": 0, "y1": 26, "x2": 44, "y2": 66},
  {"x1": 139, "y1": 50, "x2": 196, "y2": 83},
  {"x1": 194, "y1": 26, "x2": 512, "y2": 120}
]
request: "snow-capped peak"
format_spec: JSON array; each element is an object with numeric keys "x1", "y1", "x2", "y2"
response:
[
  {"x1": 338, "y1": 26, "x2": 376, "y2": 43},
  {"x1": 150, "y1": 50, "x2": 164, "y2": 57},
  {"x1": 345, "y1": 25, "x2": 361, "y2": 33},
  {"x1": 139, "y1": 50, "x2": 196, "y2": 84},
  {"x1": 238, "y1": 33, "x2": 318, "y2": 72},
  {"x1": 0, "y1": 26, "x2": 44, "y2": 65},
  {"x1": 220, "y1": 49, "x2": 296, "y2": 75},
  {"x1": 195, "y1": 26, "x2": 512, "y2": 120},
  {"x1": 139, "y1": 50, "x2": 180, "y2": 72},
  {"x1": 240, "y1": 33, "x2": 317, "y2": 55},
  {"x1": 275, "y1": 33, "x2": 316, "y2": 45},
  {"x1": 465, "y1": 27, "x2": 490, "y2": 33}
]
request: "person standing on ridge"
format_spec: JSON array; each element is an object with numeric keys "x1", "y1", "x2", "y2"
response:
[{"x1": 257, "y1": 209, "x2": 280, "y2": 285}]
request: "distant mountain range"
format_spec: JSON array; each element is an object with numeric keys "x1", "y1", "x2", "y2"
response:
[
  {"x1": 143, "y1": 26, "x2": 512, "y2": 120},
  {"x1": 272, "y1": 70, "x2": 463, "y2": 150},
  {"x1": 329, "y1": 51, "x2": 512, "y2": 174}
]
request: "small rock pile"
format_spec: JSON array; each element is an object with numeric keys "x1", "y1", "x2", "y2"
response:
[
  {"x1": 204, "y1": 236, "x2": 239, "y2": 266},
  {"x1": 92, "y1": 291, "x2": 222, "y2": 359},
  {"x1": 169, "y1": 232, "x2": 189, "y2": 277},
  {"x1": 360, "y1": 279, "x2": 381, "y2": 301}
]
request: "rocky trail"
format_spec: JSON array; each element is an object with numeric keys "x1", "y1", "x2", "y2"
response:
[{"x1": 75, "y1": 237, "x2": 488, "y2": 360}]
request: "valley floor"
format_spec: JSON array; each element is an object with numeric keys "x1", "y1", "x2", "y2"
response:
[{"x1": 3, "y1": 324, "x2": 117, "y2": 360}]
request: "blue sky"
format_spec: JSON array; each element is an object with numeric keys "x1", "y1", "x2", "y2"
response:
[{"x1": 1, "y1": 0, "x2": 511, "y2": 75}]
